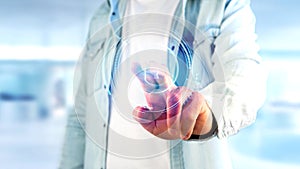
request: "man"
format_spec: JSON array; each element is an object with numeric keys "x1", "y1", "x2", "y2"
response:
[{"x1": 60, "y1": 0, "x2": 266, "y2": 169}]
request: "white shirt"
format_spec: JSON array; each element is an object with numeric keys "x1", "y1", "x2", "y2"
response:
[{"x1": 107, "y1": 0, "x2": 179, "y2": 168}]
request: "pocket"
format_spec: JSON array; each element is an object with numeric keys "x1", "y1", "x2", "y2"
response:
[
  {"x1": 189, "y1": 26, "x2": 219, "y2": 90},
  {"x1": 189, "y1": 52, "x2": 215, "y2": 91},
  {"x1": 85, "y1": 35, "x2": 106, "y2": 60}
]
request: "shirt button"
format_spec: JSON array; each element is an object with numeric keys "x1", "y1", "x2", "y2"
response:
[
  {"x1": 112, "y1": 12, "x2": 116, "y2": 15},
  {"x1": 103, "y1": 85, "x2": 107, "y2": 89},
  {"x1": 171, "y1": 45, "x2": 175, "y2": 51},
  {"x1": 103, "y1": 123, "x2": 106, "y2": 128}
]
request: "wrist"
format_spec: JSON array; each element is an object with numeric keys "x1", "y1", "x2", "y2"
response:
[{"x1": 187, "y1": 100, "x2": 218, "y2": 141}]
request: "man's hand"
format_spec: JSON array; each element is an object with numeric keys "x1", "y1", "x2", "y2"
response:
[{"x1": 131, "y1": 63, "x2": 213, "y2": 140}]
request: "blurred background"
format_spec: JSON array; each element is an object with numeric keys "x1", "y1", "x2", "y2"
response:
[{"x1": 0, "y1": 0, "x2": 299, "y2": 169}]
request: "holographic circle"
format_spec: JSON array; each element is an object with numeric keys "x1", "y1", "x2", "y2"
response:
[{"x1": 73, "y1": 13, "x2": 217, "y2": 159}]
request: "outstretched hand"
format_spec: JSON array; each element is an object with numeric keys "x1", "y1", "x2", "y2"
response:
[{"x1": 131, "y1": 63, "x2": 213, "y2": 140}]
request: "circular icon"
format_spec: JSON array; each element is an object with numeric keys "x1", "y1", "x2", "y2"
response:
[{"x1": 73, "y1": 13, "x2": 216, "y2": 159}]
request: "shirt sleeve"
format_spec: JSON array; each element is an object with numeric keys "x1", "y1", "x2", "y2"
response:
[
  {"x1": 200, "y1": 0, "x2": 267, "y2": 139},
  {"x1": 58, "y1": 39, "x2": 90, "y2": 169},
  {"x1": 58, "y1": 2, "x2": 111, "y2": 168}
]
